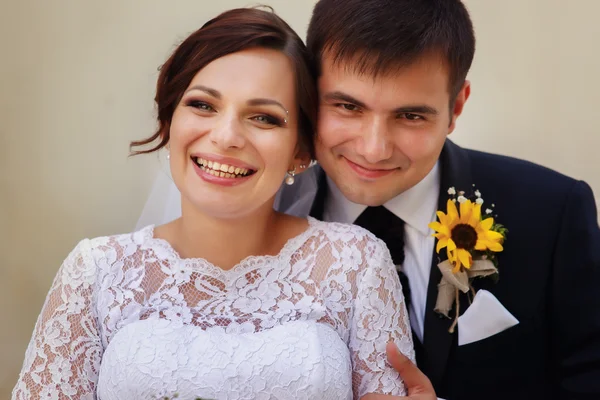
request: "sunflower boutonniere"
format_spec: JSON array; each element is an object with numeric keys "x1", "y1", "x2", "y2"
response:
[{"x1": 428, "y1": 186, "x2": 508, "y2": 333}]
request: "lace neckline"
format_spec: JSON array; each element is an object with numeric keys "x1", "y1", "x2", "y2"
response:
[{"x1": 141, "y1": 216, "x2": 321, "y2": 275}]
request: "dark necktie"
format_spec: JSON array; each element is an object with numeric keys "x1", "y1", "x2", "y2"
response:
[{"x1": 354, "y1": 206, "x2": 412, "y2": 310}]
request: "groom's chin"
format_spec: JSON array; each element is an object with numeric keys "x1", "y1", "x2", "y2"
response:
[{"x1": 332, "y1": 176, "x2": 399, "y2": 207}]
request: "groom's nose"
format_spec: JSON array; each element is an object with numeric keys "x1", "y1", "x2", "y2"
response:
[{"x1": 357, "y1": 117, "x2": 394, "y2": 163}]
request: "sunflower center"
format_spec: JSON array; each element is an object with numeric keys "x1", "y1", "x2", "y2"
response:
[{"x1": 451, "y1": 224, "x2": 478, "y2": 249}]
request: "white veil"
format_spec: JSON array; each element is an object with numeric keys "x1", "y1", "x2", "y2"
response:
[{"x1": 135, "y1": 154, "x2": 182, "y2": 230}]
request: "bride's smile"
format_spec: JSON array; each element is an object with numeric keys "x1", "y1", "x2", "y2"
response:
[{"x1": 192, "y1": 155, "x2": 257, "y2": 187}]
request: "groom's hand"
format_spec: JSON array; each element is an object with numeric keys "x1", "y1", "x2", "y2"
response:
[{"x1": 386, "y1": 342, "x2": 436, "y2": 400}]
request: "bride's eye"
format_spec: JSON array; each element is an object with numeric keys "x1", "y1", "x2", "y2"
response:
[
  {"x1": 186, "y1": 100, "x2": 214, "y2": 112},
  {"x1": 251, "y1": 114, "x2": 284, "y2": 127}
]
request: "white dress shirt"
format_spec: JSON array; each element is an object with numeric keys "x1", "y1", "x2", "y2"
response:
[{"x1": 323, "y1": 163, "x2": 440, "y2": 343}]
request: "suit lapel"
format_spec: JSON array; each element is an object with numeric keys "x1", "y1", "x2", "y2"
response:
[{"x1": 420, "y1": 140, "x2": 473, "y2": 388}]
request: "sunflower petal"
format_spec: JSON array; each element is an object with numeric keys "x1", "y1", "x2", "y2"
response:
[
  {"x1": 447, "y1": 238, "x2": 457, "y2": 251},
  {"x1": 446, "y1": 199, "x2": 459, "y2": 223},
  {"x1": 460, "y1": 200, "x2": 473, "y2": 224},
  {"x1": 470, "y1": 203, "x2": 482, "y2": 226},
  {"x1": 433, "y1": 233, "x2": 450, "y2": 242},
  {"x1": 436, "y1": 211, "x2": 448, "y2": 226},
  {"x1": 474, "y1": 239, "x2": 487, "y2": 251},
  {"x1": 452, "y1": 260, "x2": 462, "y2": 273},
  {"x1": 457, "y1": 248, "x2": 472, "y2": 269},
  {"x1": 448, "y1": 250, "x2": 462, "y2": 272},
  {"x1": 428, "y1": 221, "x2": 450, "y2": 236},
  {"x1": 484, "y1": 231, "x2": 504, "y2": 242},
  {"x1": 480, "y1": 217, "x2": 494, "y2": 231},
  {"x1": 436, "y1": 238, "x2": 448, "y2": 253},
  {"x1": 487, "y1": 242, "x2": 504, "y2": 252}
]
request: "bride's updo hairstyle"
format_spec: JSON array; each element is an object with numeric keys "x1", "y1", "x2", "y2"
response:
[{"x1": 131, "y1": 7, "x2": 317, "y2": 158}]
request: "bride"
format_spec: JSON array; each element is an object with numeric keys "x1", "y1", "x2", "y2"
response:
[{"x1": 12, "y1": 7, "x2": 415, "y2": 400}]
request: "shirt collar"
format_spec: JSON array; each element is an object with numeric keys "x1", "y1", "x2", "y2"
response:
[{"x1": 325, "y1": 161, "x2": 440, "y2": 236}]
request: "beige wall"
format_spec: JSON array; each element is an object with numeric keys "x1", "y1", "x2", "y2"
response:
[
  {"x1": 457, "y1": 0, "x2": 600, "y2": 199},
  {"x1": 1, "y1": 0, "x2": 598, "y2": 397}
]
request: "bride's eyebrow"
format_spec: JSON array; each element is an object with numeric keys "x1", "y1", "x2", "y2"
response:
[
  {"x1": 247, "y1": 98, "x2": 288, "y2": 114},
  {"x1": 184, "y1": 85, "x2": 221, "y2": 99}
]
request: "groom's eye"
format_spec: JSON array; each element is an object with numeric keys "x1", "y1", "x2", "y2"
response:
[
  {"x1": 338, "y1": 103, "x2": 359, "y2": 112},
  {"x1": 399, "y1": 113, "x2": 424, "y2": 121}
]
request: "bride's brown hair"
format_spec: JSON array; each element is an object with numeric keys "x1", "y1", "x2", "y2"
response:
[{"x1": 130, "y1": 7, "x2": 317, "y2": 158}]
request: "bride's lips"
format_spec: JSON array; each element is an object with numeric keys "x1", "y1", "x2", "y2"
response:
[
  {"x1": 344, "y1": 157, "x2": 396, "y2": 180},
  {"x1": 191, "y1": 153, "x2": 258, "y2": 187}
]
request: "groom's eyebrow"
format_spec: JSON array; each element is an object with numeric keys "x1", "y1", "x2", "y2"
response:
[
  {"x1": 393, "y1": 105, "x2": 439, "y2": 115},
  {"x1": 323, "y1": 91, "x2": 367, "y2": 108}
]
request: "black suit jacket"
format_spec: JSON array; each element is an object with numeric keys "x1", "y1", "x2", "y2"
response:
[{"x1": 275, "y1": 140, "x2": 600, "y2": 399}]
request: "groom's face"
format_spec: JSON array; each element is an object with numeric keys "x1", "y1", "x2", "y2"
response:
[{"x1": 314, "y1": 52, "x2": 469, "y2": 206}]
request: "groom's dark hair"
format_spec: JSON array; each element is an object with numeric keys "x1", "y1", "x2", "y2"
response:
[{"x1": 307, "y1": 0, "x2": 475, "y2": 99}]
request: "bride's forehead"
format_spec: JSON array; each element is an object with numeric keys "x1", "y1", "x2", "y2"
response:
[{"x1": 192, "y1": 49, "x2": 295, "y2": 85}]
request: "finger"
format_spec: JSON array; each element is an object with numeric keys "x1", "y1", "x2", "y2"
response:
[{"x1": 386, "y1": 342, "x2": 434, "y2": 394}]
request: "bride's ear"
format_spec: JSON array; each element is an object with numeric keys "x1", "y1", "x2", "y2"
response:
[{"x1": 289, "y1": 150, "x2": 313, "y2": 176}]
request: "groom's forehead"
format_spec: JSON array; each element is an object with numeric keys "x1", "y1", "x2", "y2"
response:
[{"x1": 318, "y1": 51, "x2": 451, "y2": 90}]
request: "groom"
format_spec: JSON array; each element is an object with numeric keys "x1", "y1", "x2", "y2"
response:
[{"x1": 276, "y1": 0, "x2": 600, "y2": 399}]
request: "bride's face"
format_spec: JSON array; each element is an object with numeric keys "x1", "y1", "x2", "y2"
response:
[{"x1": 168, "y1": 48, "x2": 300, "y2": 219}]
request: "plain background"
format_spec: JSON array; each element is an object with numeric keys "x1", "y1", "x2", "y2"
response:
[{"x1": 1, "y1": 0, "x2": 598, "y2": 396}]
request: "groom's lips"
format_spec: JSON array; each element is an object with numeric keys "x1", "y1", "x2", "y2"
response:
[{"x1": 344, "y1": 157, "x2": 396, "y2": 180}]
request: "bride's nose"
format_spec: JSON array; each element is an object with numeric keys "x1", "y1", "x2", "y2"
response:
[{"x1": 208, "y1": 113, "x2": 246, "y2": 150}]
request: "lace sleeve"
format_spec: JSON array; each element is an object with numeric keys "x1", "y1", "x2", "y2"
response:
[
  {"x1": 348, "y1": 235, "x2": 416, "y2": 399},
  {"x1": 12, "y1": 240, "x2": 103, "y2": 400}
]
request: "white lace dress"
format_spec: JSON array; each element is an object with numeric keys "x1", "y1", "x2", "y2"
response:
[{"x1": 12, "y1": 217, "x2": 415, "y2": 400}]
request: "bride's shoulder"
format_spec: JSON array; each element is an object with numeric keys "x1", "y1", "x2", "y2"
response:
[
  {"x1": 70, "y1": 225, "x2": 155, "y2": 259},
  {"x1": 308, "y1": 218, "x2": 385, "y2": 248}
]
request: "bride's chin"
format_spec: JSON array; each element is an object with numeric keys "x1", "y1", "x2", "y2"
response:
[{"x1": 181, "y1": 196, "x2": 258, "y2": 220}]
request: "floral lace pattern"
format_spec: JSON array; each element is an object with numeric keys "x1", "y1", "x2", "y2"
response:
[{"x1": 12, "y1": 218, "x2": 415, "y2": 399}]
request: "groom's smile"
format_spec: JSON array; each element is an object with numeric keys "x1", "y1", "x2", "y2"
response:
[{"x1": 343, "y1": 156, "x2": 400, "y2": 181}]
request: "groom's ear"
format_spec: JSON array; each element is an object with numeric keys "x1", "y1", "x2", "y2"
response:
[{"x1": 448, "y1": 80, "x2": 471, "y2": 134}]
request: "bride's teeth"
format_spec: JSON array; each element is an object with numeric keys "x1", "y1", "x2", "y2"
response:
[{"x1": 197, "y1": 158, "x2": 253, "y2": 177}]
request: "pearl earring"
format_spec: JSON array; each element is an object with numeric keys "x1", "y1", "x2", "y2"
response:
[{"x1": 285, "y1": 168, "x2": 296, "y2": 185}]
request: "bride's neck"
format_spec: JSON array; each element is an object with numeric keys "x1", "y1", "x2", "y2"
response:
[{"x1": 164, "y1": 203, "x2": 283, "y2": 270}]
